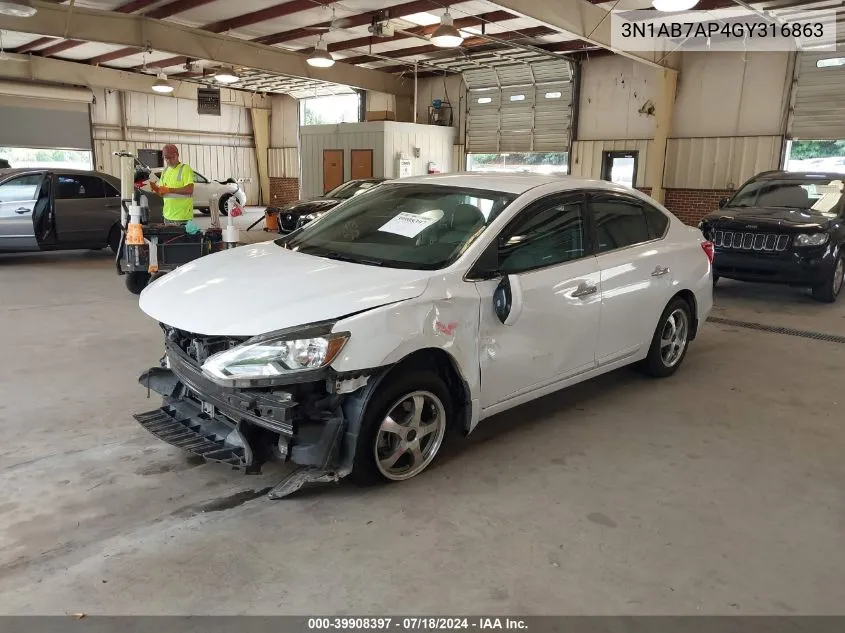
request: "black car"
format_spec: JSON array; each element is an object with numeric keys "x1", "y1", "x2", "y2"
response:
[
  {"x1": 698, "y1": 170, "x2": 845, "y2": 302},
  {"x1": 276, "y1": 178, "x2": 385, "y2": 233}
]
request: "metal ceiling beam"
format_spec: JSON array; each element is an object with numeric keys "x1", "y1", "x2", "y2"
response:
[
  {"x1": 0, "y1": 1, "x2": 413, "y2": 95},
  {"x1": 255, "y1": 0, "x2": 463, "y2": 47},
  {"x1": 131, "y1": 0, "x2": 464, "y2": 71},
  {"x1": 341, "y1": 26, "x2": 556, "y2": 65},
  {"x1": 298, "y1": 11, "x2": 515, "y2": 55},
  {"x1": 13, "y1": 0, "x2": 160, "y2": 53},
  {"x1": 488, "y1": 0, "x2": 680, "y2": 68}
]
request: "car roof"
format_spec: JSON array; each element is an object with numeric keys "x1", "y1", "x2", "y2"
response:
[
  {"x1": 394, "y1": 172, "x2": 638, "y2": 196},
  {"x1": 0, "y1": 167, "x2": 115, "y2": 179},
  {"x1": 753, "y1": 170, "x2": 845, "y2": 181}
]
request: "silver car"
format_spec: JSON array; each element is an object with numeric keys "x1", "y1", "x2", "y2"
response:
[{"x1": 0, "y1": 168, "x2": 163, "y2": 254}]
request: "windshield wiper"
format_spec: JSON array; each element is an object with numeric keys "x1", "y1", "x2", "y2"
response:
[{"x1": 321, "y1": 251, "x2": 385, "y2": 267}]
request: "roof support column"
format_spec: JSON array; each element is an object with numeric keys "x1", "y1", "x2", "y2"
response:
[
  {"x1": 250, "y1": 107, "x2": 271, "y2": 207},
  {"x1": 647, "y1": 68, "x2": 677, "y2": 205}
]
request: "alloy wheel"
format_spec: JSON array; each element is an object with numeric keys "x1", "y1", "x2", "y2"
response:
[
  {"x1": 660, "y1": 308, "x2": 689, "y2": 367},
  {"x1": 374, "y1": 390, "x2": 447, "y2": 481}
]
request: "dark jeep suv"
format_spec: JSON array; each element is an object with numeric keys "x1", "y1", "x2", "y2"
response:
[{"x1": 698, "y1": 171, "x2": 845, "y2": 302}]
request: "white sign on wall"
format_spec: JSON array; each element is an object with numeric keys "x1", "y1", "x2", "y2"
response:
[{"x1": 398, "y1": 157, "x2": 413, "y2": 178}]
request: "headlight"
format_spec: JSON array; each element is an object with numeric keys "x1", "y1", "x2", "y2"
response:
[
  {"x1": 304, "y1": 211, "x2": 327, "y2": 222},
  {"x1": 794, "y1": 233, "x2": 829, "y2": 247},
  {"x1": 202, "y1": 332, "x2": 349, "y2": 384}
]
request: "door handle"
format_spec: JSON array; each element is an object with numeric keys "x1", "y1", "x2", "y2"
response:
[
  {"x1": 651, "y1": 266, "x2": 670, "y2": 277},
  {"x1": 15, "y1": 207, "x2": 30, "y2": 214},
  {"x1": 572, "y1": 282, "x2": 598, "y2": 298}
]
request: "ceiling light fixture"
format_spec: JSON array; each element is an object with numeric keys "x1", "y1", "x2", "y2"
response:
[
  {"x1": 0, "y1": 0, "x2": 36, "y2": 18},
  {"x1": 307, "y1": 36, "x2": 335, "y2": 67},
  {"x1": 214, "y1": 66, "x2": 240, "y2": 84},
  {"x1": 152, "y1": 73, "x2": 174, "y2": 94},
  {"x1": 652, "y1": 0, "x2": 699, "y2": 11},
  {"x1": 430, "y1": 10, "x2": 463, "y2": 48}
]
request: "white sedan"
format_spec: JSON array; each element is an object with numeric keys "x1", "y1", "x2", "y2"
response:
[
  {"x1": 143, "y1": 168, "x2": 247, "y2": 216},
  {"x1": 134, "y1": 173, "x2": 714, "y2": 495}
]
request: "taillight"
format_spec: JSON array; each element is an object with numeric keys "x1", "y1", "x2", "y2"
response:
[{"x1": 701, "y1": 241, "x2": 715, "y2": 264}]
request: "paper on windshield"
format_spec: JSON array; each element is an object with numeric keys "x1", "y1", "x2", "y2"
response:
[{"x1": 378, "y1": 211, "x2": 440, "y2": 238}]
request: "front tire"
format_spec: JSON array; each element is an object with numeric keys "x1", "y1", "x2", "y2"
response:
[
  {"x1": 218, "y1": 194, "x2": 231, "y2": 217},
  {"x1": 125, "y1": 271, "x2": 150, "y2": 295},
  {"x1": 350, "y1": 370, "x2": 452, "y2": 486},
  {"x1": 811, "y1": 253, "x2": 844, "y2": 303},
  {"x1": 641, "y1": 298, "x2": 692, "y2": 378},
  {"x1": 108, "y1": 224, "x2": 122, "y2": 255}
]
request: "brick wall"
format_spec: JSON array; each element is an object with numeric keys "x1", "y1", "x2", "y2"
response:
[
  {"x1": 269, "y1": 177, "x2": 300, "y2": 206},
  {"x1": 664, "y1": 189, "x2": 733, "y2": 226}
]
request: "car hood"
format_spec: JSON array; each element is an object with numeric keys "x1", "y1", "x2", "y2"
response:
[
  {"x1": 704, "y1": 206, "x2": 834, "y2": 228},
  {"x1": 138, "y1": 242, "x2": 431, "y2": 337}
]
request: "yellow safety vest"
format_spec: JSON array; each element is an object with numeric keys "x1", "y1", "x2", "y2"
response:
[{"x1": 160, "y1": 162, "x2": 195, "y2": 221}]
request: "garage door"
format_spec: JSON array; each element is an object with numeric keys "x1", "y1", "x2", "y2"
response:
[
  {"x1": 465, "y1": 59, "x2": 573, "y2": 153},
  {"x1": 788, "y1": 52, "x2": 845, "y2": 140},
  {"x1": 0, "y1": 82, "x2": 93, "y2": 150}
]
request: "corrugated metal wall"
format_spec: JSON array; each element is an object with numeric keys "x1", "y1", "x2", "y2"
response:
[
  {"x1": 789, "y1": 52, "x2": 845, "y2": 140},
  {"x1": 570, "y1": 140, "x2": 652, "y2": 187},
  {"x1": 382, "y1": 124, "x2": 455, "y2": 178},
  {"x1": 94, "y1": 139, "x2": 260, "y2": 205},
  {"x1": 269, "y1": 148, "x2": 300, "y2": 178},
  {"x1": 91, "y1": 88, "x2": 265, "y2": 204},
  {"x1": 664, "y1": 136, "x2": 782, "y2": 189}
]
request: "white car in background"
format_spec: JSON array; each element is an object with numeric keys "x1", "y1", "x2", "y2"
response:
[
  {"x1": 133, "y1": 173, "x2": 714, "y2": 496},
  {"x1": 143, "y1": 168, "x2": 247, "y2": 216}
]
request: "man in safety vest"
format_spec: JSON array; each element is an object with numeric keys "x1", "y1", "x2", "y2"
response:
[{"x1": 151, "y1": 144, "x2": 195, "y2": 225}]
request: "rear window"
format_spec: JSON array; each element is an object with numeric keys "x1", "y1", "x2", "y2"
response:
[{"x1": 644, "y1": 205, "x2": 670, "y2": 237}]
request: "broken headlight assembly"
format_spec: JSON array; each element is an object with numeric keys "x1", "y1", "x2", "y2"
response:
[{"x1": 201, "y1": 330, "x2": 349, "y2": 386}]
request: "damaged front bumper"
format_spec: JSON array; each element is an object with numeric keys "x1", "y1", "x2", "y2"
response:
[{"x1": 136, "y1": 337, "x2": 365, "y2": 476}]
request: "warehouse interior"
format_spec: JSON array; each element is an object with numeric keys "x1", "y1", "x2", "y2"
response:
[{"x1": 1, "y1": 0, "x2": 844, "y2": 617}]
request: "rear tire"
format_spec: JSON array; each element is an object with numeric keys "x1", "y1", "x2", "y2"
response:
[
  {"x1": 811, "y1": 253, "x2": 843, "y2": 303},
  {"x1": 108, "y1": 224, "x2": 122, "y2": 255},
  {"x1": 350, "y1": 370, "x2": 452, "y2": 486},
  {"x1": 641, "y1": 298, "x2": 692, "y2": 378},
  {"x1": 125, "y1": 271, "x2": 150, "y2": 295},
  {"x1": 197, "y1": 207, "x2": 210, "y2": 215},
  {"x1": 712, "y1": 273, "x2": 719, "y2": 288}
]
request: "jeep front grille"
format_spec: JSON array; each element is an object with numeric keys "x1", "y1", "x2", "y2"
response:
[{"x1": 712, "y1": 231, "x2": 790, "y2": 252}]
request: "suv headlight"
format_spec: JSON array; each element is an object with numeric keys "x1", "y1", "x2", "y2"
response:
[
  {"x1": 202, "y1": 331, "x2": 349, "y2": 384},
  {"x1": 794, "y1": 233, "x2": 829, "y2": 247},
  {"x1": 304, "y1": 210, "x2": 328, "y2": 222}
]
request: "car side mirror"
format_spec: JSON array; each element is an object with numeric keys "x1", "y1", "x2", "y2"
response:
[
  {"x1": 493, "y1": 274, "x2": 524, "y2": 326},
  {"x1": 718, "y1": 197, "x2": 728, "y2": 208}
]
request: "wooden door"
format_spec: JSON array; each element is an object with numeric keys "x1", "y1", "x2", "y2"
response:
[
  {"x1": 350, "y1": 149, "x2": 374, "y2": 180},
  {"x1": 322, "y1": 149, "x2": 344, "y2": 193}
]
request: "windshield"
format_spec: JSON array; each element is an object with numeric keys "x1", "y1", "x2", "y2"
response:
[
  {"x1": 326, "y1": 180, "x2": 381, "y2": 199},
  {"x1": 729, "y1": 178, "x2": 845, "y2": 215},
  {"x1": 277, "y1": 183, "x2": 516, "y2": 270}
]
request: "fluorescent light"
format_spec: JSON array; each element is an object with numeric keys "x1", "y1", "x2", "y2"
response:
[
  {"x1": 652, "y1": 0, "x2": 699, "y2": 10},
  {"x1": 152, "y1": 73, "x2": 174, "y2": 94},
  {"x1": 214, "y1": 67, "x2": 239, "y2": 84},
  {"x1": 307, "y1": 37, "x2": 335, "y2": 68},
  {"x1": 430, "y1": 10, "x2": 463, "y2": 48},
  {"x1": 817, "y1": 57, "x2": 845, "y2": 68},
  {"x1": 0, "y1": 0, "x2": 36, "y2": 18},
  {"x1": 403, "y1": 11, "x2": 441, "y2": 26}
]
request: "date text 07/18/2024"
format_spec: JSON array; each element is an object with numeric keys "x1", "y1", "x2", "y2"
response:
[{"x1": 307, "y1": 618, "x2": 529, "y2": 631}]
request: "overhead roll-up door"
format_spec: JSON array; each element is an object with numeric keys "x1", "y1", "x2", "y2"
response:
[
  {"x1": 465, "y1": 59, "x2": 573, "y2": 153},
  {"x1": 0, "y1": 81, "x2": 94, "y2": 150},
  {"x1": 789, "y1": 52, "x2": 845, "y2": 140}
]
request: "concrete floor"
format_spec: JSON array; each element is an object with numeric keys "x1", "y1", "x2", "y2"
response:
[{"x1": 1, "y1": 218, "x2": 844, "y2": 615}]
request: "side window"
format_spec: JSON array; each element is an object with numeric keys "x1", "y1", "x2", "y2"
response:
[
  {"x1": 194, "y1": 172, "x2": 209, "y2": 184},
  {"x1": 590, "y1": 197, "x2": 651, "y2": 253},
  {"x1": 643, "y1": 204, "x2": 669, "y2": 238},
  {"x1": 0, "y1": 174, "x2": 43, "y2": 202},
  {"x1": 56, "y1": 175, "x2": 105, "y2": 200},
  {"x1": 498, "y1": 197, "x2": 586, "y2": 274}
]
